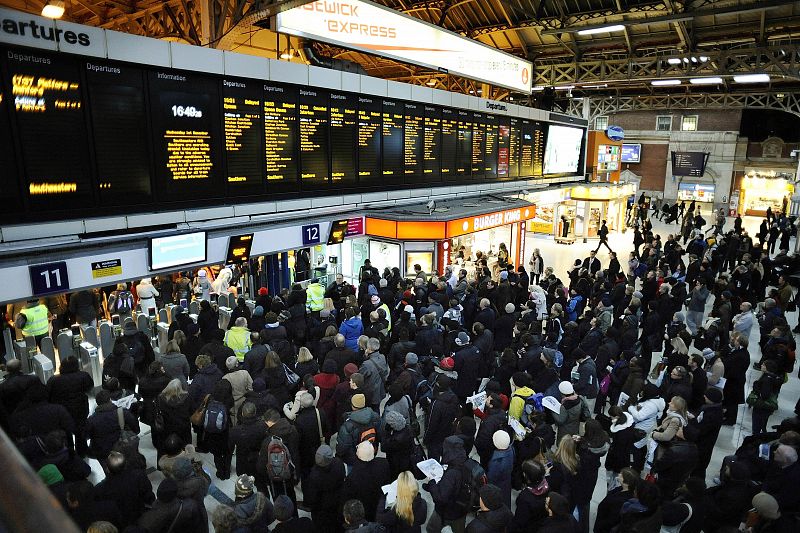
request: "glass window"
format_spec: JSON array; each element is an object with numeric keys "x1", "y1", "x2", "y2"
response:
[
  {"x1": 681, "y1": 115, "x2": 698, "y2": 131},
  {"x1": 656, "y1": 115, "x2": 672, "y2": 131},
  {"x1": 595, "y1": 116, "x2": 609, "y2": 131}
]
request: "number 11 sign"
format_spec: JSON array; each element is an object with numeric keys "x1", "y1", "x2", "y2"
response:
[{"x1": 29, "y1": 261, "x2": 70, "y2": 297}]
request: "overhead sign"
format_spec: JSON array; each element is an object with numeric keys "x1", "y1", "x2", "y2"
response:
[
  {"x1": 29, "y1": 261, "x2": 69, "y2": 296},
  {"x1": 446, "y1": 207, "x2": 535, "y2": 238},
  {"x1": 226, "y1": 234, "x2": 254, "y2": 263},
  {"x1": 275, "y1": 0, "x2": 533, "y2": 93},
  {"x1": 302, "y1": 224, "x2": 321, "y2": 246},
  {"x1": 91, "y1": 259, "x2": 122, "y2": 279},
  {"x1": 606, "y1": 125, "x2": 624, "y2": 141}
]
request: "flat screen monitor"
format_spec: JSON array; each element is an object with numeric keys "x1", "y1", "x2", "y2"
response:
[
  {"x1": 543, "y1": 124, "x2": 583, "y2": 175},
  {"x1": 226, "y1": 234, "x2": 254, "y2": 263},
  {"x1": 149, "y1": 232, "x2": 207, "y2": 271},
  {"x1": 327, "y1": 220, "x2": 348, "y2": 245},
  {"x1": 621, "y1": 143, "x2": 641, "y2": 163},
  {"x1": 671, "y1": 151, "x2": 709, "y2": 177}
]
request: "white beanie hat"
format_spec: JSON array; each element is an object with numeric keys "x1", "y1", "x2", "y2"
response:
[
  {"x1": 492, "y1": 430, "x2": 511, "y2": 450},
  {"x1": 559, "y1": 381, "x2": 575, "y2": 396},
  {"x1": 356, "y1": 441, "x2": 375, "y2": 462}
]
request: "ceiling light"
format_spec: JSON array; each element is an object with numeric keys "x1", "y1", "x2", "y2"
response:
[
  {"x1": 280, "y1": 51, "x2": 293, "y2": 59},
  {"x1": 554, "y1": 85, "x2": 575, "y2": 90},
  {"x1": 682, "y1": 58, "x2": 689, "y2": 63},
  {"x1": 531, "y1": 86, "x2": 545, "y2": 91},
  {"x1": 733, "y1": 73, "x2": 770, "y2": 83},
  {"x1": 690, "y1": 57, "x2": 698, "y2": 63},
  {"x1": 667, "y1": 58, "x2": 682, "y2": 65},
  {"x1": 469, "y1": 90, "x2": 475, "y2": 94},
  {"x1": 41, "y1": 0, "x2": 65, "y2": 18},
  {"x1": 699, "y1": 56, "x2": 709, "y2": 62},
  {"x1": 582, "y1": 83, "x2": 608, "y2": 88},
  {"x1": 651, "y1": 79, "x2": 681, "y2": 86},
  {"x1": 690, "y1": 77, "x2": 723, "y2": 84},
  {"x1": 577, "y1": 24, "x2": 625, "y2": 35},
  {"x1": 426, "y1": 79, "x2": 436, "y2": 86}
]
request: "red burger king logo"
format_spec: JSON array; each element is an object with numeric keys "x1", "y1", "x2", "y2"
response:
[{"x1": 522, "y1": 68, "x2": 529, "y2": 84}]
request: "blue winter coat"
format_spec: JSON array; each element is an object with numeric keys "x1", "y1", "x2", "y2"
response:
[
  {"x1": 487, "y1": 446, "x2": 515, "y2": 508},
  {"x1": 339, "y1": 317, "x2": 364, "y2": 352}
]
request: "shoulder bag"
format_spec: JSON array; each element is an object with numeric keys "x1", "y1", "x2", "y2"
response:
[{"x1": 190, "y1": 394, "x2": 210, "y2": 427}]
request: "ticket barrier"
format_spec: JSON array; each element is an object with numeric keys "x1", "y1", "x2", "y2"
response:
[
  {"x1": 136, "y1": 314, "x2": 151, "y2": 336},
  {"x1": 39, "y1": 337, "x2": 57, "y2": 370},
  {"x1": 3, "y1": 329, "x2": 14, "y2": 362},
  {"x1": 218, "y1": 293, "x2": 230, "y2": 309},
  {"x1": 218, "y1": 306, "x2": 232, "y2": 330},
  {"x1": 56, "y1": 328, "x2": 78, "y2": 361},
  {"x1": 78, "y1": 341, "x2": 102, "y2": 388},
  {"x1": 156, "y1": 322, "x2": 170, "y2": 355},
  {"x1": 188, "y1": 300, "x2": 200, "y2": 315},
  {"x1": 159, "y1": 308, "x2": 170, "y2": 325},
  {"x1": 32, "y1": 353, "x2": 54, "y2": 384},
  {"x1": 81, "y1": 325, "x2": 99, "y2": 349},
  {"x1": 12, "y1": 340, "x2": 32, "y2": 373},
  {"x1": 246, "y1": 300, "x2": 255, "y2": 313},
  {"x1": 99, "y1": 321, "x2": 115, "y2": 358}
]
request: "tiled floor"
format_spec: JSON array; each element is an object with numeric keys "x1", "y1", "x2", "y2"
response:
[{"x1": 80, "y1": 207, "x2": 798, "y2": 531}]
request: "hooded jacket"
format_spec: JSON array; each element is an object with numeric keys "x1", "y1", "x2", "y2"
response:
[
  {"x1": 427, "y1": 436, "x2": 469, "y2": 520},
  {"x1": 424, "y1": 389, "x2": 460, "y2": 448},
  {"x1": 652, "y1": 410, "x2": 688, "y2": 443},
  {"x1": 232, "y1": 492, "x2": 274, "y2": 533},
  {"x1": 465, "y1": 506, "x2": 513, "y2": 533},
  {"x1": 336, "y1": 407, "x2": 381, "y2": 465},
  {"x1": 627, "y1": 397, "x2": 666, "y2": 448},
  {"x1": 606, "y1": 413, "x2": 641, "y2": 472},
  {"x1": 509, "y1": 386, "x2": 535, "y2": 421},
  {"x1": 552, "y1": 395, "x2": 590, "y2": 444},
  {"x1": 360, "y1": 352, "x2": 389, "y2": 407},
  {"x1": 339, "y1": 317, "x2": 364, "y2": 352}
]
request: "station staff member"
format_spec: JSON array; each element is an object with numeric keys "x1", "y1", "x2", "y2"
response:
[
  {"x1": 306, "y1": 278, "x2": 325, "y2": 319},
  {"x1": 15, "y1": 298, "x2": 50, "y2": 348}
]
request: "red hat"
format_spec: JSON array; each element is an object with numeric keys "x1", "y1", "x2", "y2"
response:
[
  {"x1": 258, "y1": 287, "x2": 268, "y2": 296},
  {"x1": 403, "y1": 290, "x2": 413, "y2": 300},
  {"x1": 344, "y1": 363, "x2": 359, "y2": 378},
  {"x1": 439, "y1": 357, "x2": 455, "y2": 370}
]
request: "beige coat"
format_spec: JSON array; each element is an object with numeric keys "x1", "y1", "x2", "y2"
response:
[{"x1": 222, "y1": 369, "x2": 253, "y2": 425}]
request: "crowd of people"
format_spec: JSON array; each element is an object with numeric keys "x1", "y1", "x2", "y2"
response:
[{"x1": 2, "y1": 200, "x2": 800, "y2": 533}]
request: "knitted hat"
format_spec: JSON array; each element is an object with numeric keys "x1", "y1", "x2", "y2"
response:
[
  {"x1": 505, "y1": 303, "x2": 516, "y2": 314},
  {"x1": 559, "y1": 381, "x2": 575, "y2": 395},
  {"x1": 226, "y1": 356, "x2": 239, "y2": 370},
  {"x1": 253, "y1": 306, "x2": 264, "y2": 317},
  {"x1": 351, "y1": 393, "x2": 366, "y2": 409},
  {"x1": 37, "y1": 464, "x2": 63, "y2": 486},
  {"x1": 753, "y1": 492, "x2": 780, "y2": 520},
  {"x1": 405, "y1": 352, "x2": 418, "y2": 365},
  {"x1": 371, "y1": 295, "x2": 381, "y2": 305},
  {"x1": 439, "y1": 356, "x2": 455, "y2": 370},
  {"x1": 455, "y1": 332, "x2": 470, "y2": 346},
  {"x1": 705, "y1": 387, "x2": 723, "y2": 404},
  {"x1": 356, "y1": 440, "x2": 375, "y2": 462},
  {"x1": 500, "y1": 271, "x2": 508, "y2": 280},
  {"x1": 541, "y1": 347, "x2": 563, "y2": 368},
  {"x1": 234, "y1": 474, "x2": 255, "y2": 498},
  {"x1": 344, "y1": 362, "x2": 359, "y2": 378},
  {"x1": 299, "y1": 392, "x2": 315, "y2": 409},
  {"x1": 172, "y1": 457, "x2": 194, "y2": 480},
  {"x1": 384, "y1": 410, "x2": 407, "y2": 431},
  {"x1": 492, "y1": 430, "x2": 511, "y2": 451},
  {"x1": 258, "y1": 287, "x2": 268, "y2": 296},
  {"x1": 379, "y1": 278, "x2": 388, "y2": 288},
  {"x1": 479, "y1": 484, "x2": 504, "y2": 511},
  {"x1": 322, "y1": 359, "x2": 338, "y2": 374},
  {"x1": 157, "y1": 478, "x2": 179, "y2": 502},
  {"x1": 702, "y1": 347, "x2": 715, "y2": 360},
  {"x1": 273, "y1": 495, "x2": 294, "y2": 522},
  {"x1": 315, "y1": 444, "x2": 334, "y2": 467}
]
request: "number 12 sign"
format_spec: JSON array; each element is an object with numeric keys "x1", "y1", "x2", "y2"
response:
[
  {"x1": 302, "y1": 224, "x2": 321, "y2": 246},
  {"x1": 29, "y1": 261, "x2": 70, "y2": 296}
]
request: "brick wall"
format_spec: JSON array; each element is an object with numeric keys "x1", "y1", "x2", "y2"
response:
[
  {"x1": 605, "y1": 109, "x2": 743, "y2": 132},
  {"x1": 628, "y1": 143, "x2": 669, "y2": 190}
]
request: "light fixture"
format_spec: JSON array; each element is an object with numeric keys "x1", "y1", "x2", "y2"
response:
[
  {"x1": 682, "y1": 58, "x2": 689, "y2": 63},
  {"x1": 690, "y1": 77, "x2": 723, "y2": 84},
  {"x1": 426, "y1": 79, "x2": 436, "y2": 86},
  {"x1": 469, "y1": 90, "x2": 475, "y2": 94},
  {"x1": 41, "y1": 0, "x2": 65, "y2": 18},
  {"x1": 280, "y1": 49, "x2": 294, "y2": 59},
  {"x1": 577, "y1": 24, "x2": 625, "y2": 35},
  {"x1": 733, "y1": 73, "x2": 770, "y2": 83},
  {"x1": 651, "y1": 79, "x2": 681, "y2": 86},
  {"x1": 582, "y1": 83, "x2": 608, "y2": 88},
  {"x1": 554, "y1": 85, "x2": 575, "y2": 90},
  {"x1": 690, "y1": 57, "x2": 698, "y2": 63},
  {"x1": 531, "y1": 86, "x2": 545, "y2": 91},
  {"x1": 699, "y1": 56, "x2": 709, "y2": 62},
  {"x1": 667, "y1": 58, "x2": 682, "y2": 65}
]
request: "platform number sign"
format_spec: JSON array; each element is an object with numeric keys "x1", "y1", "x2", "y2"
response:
[
  {"x1": 302, "y1": 224, "x2": 321, "y2": 246},
  {"x1": 29, "y1": 261, "x2": 70, "y2": 296}
]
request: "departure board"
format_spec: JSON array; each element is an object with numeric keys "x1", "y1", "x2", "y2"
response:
[
  {"x1": 0, "y1": 68, "x2": 21, "y2": 212},
  {"x1": 330, "y1": 91, "x2": 357, "y2": 185},
  {"x1": 423, "y1": 105, "x2": 441, "y2": 180},
  {"x1": 299, "y1": 88, "x2": 329, "y2": 189},
  {"x1": 382, "y1": 99, "x2": 403, "y2": 181},
  {"x1": 508, "y1": 118, "x2": 520, "y2": 178},
  {"x1": 484, "y1": 114, "x2": 498, "y2": 179},
  {"x1": 86, "y1": 62, "x2": 152, "y2": 204},
  {"x1": 403, "y1": 102, "x2": 424, "y2": 180},
  {"x1": 532, "y1": 122, "x2": 546, "y2": 176},
  {"x1": 471, "y1": 113, "x2": 485, "y2": 178},
  {"x1": 520, "y1": 120, "x2": 534, "y2": 177},
  {"x1": 456, "y1": 110, "x2": 472, "y2": 178},
  {"x1": 497, "y1": 121, "x2": 510, "y2": 179},
  {"x1": 222, "y1": 78, "x2": 263, "y2": 194},
  {"x1": 263, "y1": 83, "x2": 298, "y2": 190},
  {"x1": 6, "y1": 49, "x2": 94, "y2": 208},
  {"x1": 149, "y1": 71, "x2": 221, "y2": 199},
  {"x1": 357, "y1": 96, "x2": 381, "y2": 183},
  {"x1": 440, "y1": 107, "x2": 457, "y2": 179}
]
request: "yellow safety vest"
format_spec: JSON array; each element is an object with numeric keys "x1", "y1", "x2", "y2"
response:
[
  {"x1": 224, "y1": 326, "x2": 252, "y2": 361},
  {"x1": 379, "y1": 303, "x2": 392, "y2": 331},
  {"x1": 21, "y1": 305, "x2": 49, "y2": 337},
  {"x1": 307, "y1": 283, "x2": 325, "y2": 312}
]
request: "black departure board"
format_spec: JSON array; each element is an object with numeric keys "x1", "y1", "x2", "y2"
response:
[
  {"x1": 263, "y1": 83, "x2": 298, "y2": 190},
  {"x1": 299, "y1": 88, "x2": 329, "y2": 189},
  {"x1": 149, "y1": 71, "x2": 221, "y2": 200},
  {"x1": 382, "y1": 99, "x2": 403, "y2": 181},
  {"x1": 520, "y1": 120, "x2": 534, "y2": 177},
  {"x1": 497, "y1": 121, "x2": 510, "y2": 179},
  {"x1": 484, "y1": 114, "x2": 498, "y2": 179},
  {"x1": 403, "y1": 102, "x2": 424, "y2": 180},
  {"x1": 330, "y1": 91, "x2": 357, "y2": 185},
  {"x1": 357, "y1": 96, "x2": 381, "y2": 183},
  {"x1": 456, "y1": 110, "x2": 472, "y2": 178},
  {"x1": 423, "y1": 105, "x2": 441, "y2": 180},
  {"x1": 532, "y1": 122, "x2": 546, "y2": 176},
  {"x1": 471, "y1": 112, "x2": 485, "y2": 178},
  {"x1": 6, "y1": 49, "x2": 94, "y2": 208},
  {"x1": 0, "y1": 68, "x2": 21, "y2": 212},
  {"x1": 508, "y1": 118, "x2": 520, "y2": 178},
  {"x1": 440, "y1": 107, "x2": 458, "y2": 179},
  {"x1": 222, "y1": 78, "x2": 263, "y2": 194},
  {"x1": 86, "y1": 62, "x2": 152, "y2": 204}
]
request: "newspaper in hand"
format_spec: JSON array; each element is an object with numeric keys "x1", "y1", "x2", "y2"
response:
[
  {"x1": 466, "y1": 391, "x2": 487, "y2": 412},
  {"x1": 416, "y1": 458, "x2": 444, "y2": 482},
  {"x1": 508, "y1": 417, "x2": 527, "y2": 439},
  {"x1": 382, "y1": 480, "x2": 398, "y2": 506}
]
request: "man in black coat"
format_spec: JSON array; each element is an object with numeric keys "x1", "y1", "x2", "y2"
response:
[
  {"x1": 138, "y1": 478, "x2": 205, "y2": 532},
  {"x1": 424, "y1": 435, "x2": 470, "y2": 533},
  {"x1": 474, "y1": 298, "x2": 496, "y2": 332},
  {"x1": 0, "y1": 359, "x2": 39, "y2": 414},
  {"x1": 424, "y1": 375, "x2": 461, "y2": 462},
  {"x1": 341, "y1": 441, "x2": 391, "y2": 522},
  {"x1": 95, "y1": 451, "x2": 155, "y2": 528},
  {"x1": 474, "y1": 395, "x2": 508, "y2": 469},
  {"x1": 683, "y1": 387, "x2": 724, "y2": 478},
  {"x1": 325, "y1": 334, "x2": 359, "y2": 381},
  {"x1": 200, "y1": 328, "x2": 237, "y2": 374},
  {"x1": 46, "y1": 355, "x2": 94, "y2": 456},
  {"x1": 722, "y1": 334, "x2": 751, "y2": 425},
  {"x1": 85, "y1": 390, "x2": 139, "y2": 465},
  {"x1": 229, "y1": 401, "x2": 269, "y2": 477},
  {"x1": 10, "y1": 382, "x2": 75, "y2": 445},
  {"x1": 651, "y1": 438, "x2": 699, "y2": 500},
  {"x1": 453, "y1": 332, "x2": 482, "y2": 404}
]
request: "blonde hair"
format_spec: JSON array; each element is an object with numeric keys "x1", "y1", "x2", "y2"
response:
[
  {"x1": 173, "y1": 329, "x2": 187, "y2": 347},
  {"x1": 195, "y1": 354, "x2": 211, "y2": 369},
  {"x1": 160, "y1": 378, "x2": 187, "y2": 402},
  {"x1": 297, "y1": 347, "x2": 313, "y2": 364},
  {"x1": 264, "y1": 350, "x2": 281, "y2": 370},
  {"x1": 164, "y1": 339, "x2": 182, "y2": 354},
  {"x1": 554, "y1": 435, "x2": 579, "y2": 474},
  {"x1": 392, "y1": 471, "x2": 419, "y2": 526},
  {"x1": 670, "y1": 336, "x2": 688, "y2": 355},
  {"x1": 669, "y1": 395, "x2": 688, "y2": 420}
]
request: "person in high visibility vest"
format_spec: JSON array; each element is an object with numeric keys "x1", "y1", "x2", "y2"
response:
[
  {"x1": 306, "y1": 278, "x2": 325, "y2": 319},
  {"x1": 371, "y1": 295, "x2": 392, "y2": 332},
  {"x1": 224, "y1": 317, "x2": 252, "y2": 361},
  {"x1": 15, "y1": 298, "x2": 50, "y2": 348}
]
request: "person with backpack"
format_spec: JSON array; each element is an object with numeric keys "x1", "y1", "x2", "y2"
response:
[
  {"x1": 552, "y1": 381, "x2": 591, "y2": 445},
  {"x1": 120, "y1": 319, "x2": 155, "y2": 379},
  {"x1": 423, "y1": 375, "x2": 461, "y2": 462},
  {"x1": 102, "y1": 341, "x2": 138, "y2": 396},
  {"x1": 305, "y1": 444, "x2": 346, "y2": 533},
  {"x1": 204, "y1": 379, "x2": 234, "y2": 480},
  {"x1": 336, "y1": 393, "x2": 381, "y2": 467},
  {"x1": 341, "y1": 441, "x2": 392, "y2": 522},
  {"x1": 107, "y1": 283, "x2": 134, "y2": 322},
  {"x1": 258, "y1": 408, "x2": 300, "y2": 504},
  {"x1": 86, "y1": 390, "x2": 140, "y2": 471},
  {"x1": 453, "y1": 332, "x2": 482, "y2": 405},
  {"x1": 508, "y1": 372, "x2": 535, "y2": 424},
  {"x1": 360, "y1": 337, "x2": 390, "y2": 412},
  {"x1": 424, "y1": 434, "x2": 471, "y2": 533},
  {"x1": 222, "y1": 356, "x2": 253, "y2": 426},
  {"x1": 137, "y1": 478, "x2": 205, "y2": 532}
]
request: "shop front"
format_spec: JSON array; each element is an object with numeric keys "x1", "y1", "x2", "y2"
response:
[
  {"x1": 520, "y1": 188, "x2": 569, "y2": 235},
  {"x1": 677, "y1": 182, "x2": 715, "y2": 204},
  {"x1": 737, "y1": 172, "x2": 794, "y2": 216},
  {"x1": 564, "y1": 183, "x2": 635, "y2": 239}
]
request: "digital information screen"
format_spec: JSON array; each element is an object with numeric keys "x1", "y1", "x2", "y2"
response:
[
  {"x1": 263, "y1": 83, "x2": 298, "y2": 189},
  {"x1": 544, "y1": 124, "x2": 583, "y2": 175},
  {"x1": 484, "y1": 114, "x2": 498, "y2": 178},
  {"x1": 520, "y1": 120, "x2": 534, "y2": 177},
  {"x1": 471, "y1": 113, "x2": 485, "y2": 178},
  {"x1": 7, "y1": 49, "x2": 93, "y2": 208},
  {"x1": 382, "y1": 99, "x2": 403, "y2": 180},
  {"x1": 357, "y1": 96, "x2": 382, "y2": 183},
  {"x1": 497, "y1": 121, "x2": 510, "y2": 178},
  {"x1": 149, "y1": 71, "x2": 220, "y2": 199},
  {"x1": 85, "y1": 61, "x2": 152, "y2": 205},
  {"x1": 508, "y1": 118, "x2": 520, "y2": 178},
  {"x1": 403, "y1": 102, "x2": 424, "y2": 180},
  {"x1": 299, "y1": 88, "x2": 330, "y2": 188},
  {"x1": 226, "y1": 233, "x2": 254, "y2": 263},
  {"x1": 423, "y1": 105, "x2": 441, "y2": 180},
  {"x1": 532, "y1": 122, "x2": 546, "y2": 176},
  {"x1": 440, "y1": 107, "x2": 458, "y2": 178},
  {"x1": 621, "y1": 143, "x2": 641, "y2": 163},
  {"x1": 330, "y1": 91, "x2": 357, "y2": 185},
  {"x1": 222, "y1": 78, "x2": 263, "y2": 194},
  {"x1": 150, "y1": 231, "x2": 207, "y2": 271},
  {"x1": 456, "y1": 110, "x2": 472, "y2": 178},
  {"x1": 328, "y1": 219, "x2": 348, "y2": 245},
  {"x1": 672, "y1": 151, "x2": 708, "y2": 177},
  {"x1": 0, "y1": 67, "x2": 20, "y2": 212}
]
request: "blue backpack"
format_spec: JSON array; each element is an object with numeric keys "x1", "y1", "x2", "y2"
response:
[
  {"x1": 203, "y1": 400, "x2": 229, "y2": 434},
  {"x1": 520, "y1": 392, "x2": 545, "y2": 429}
]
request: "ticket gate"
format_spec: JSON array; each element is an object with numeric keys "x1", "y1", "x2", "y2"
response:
[
  {"x1": 246, "y1": 300, "x2": 256, "y2": 313},
  {"x1": 99, "y1": 321, "x2": 115, "y2": 358},
  {"x1": 158, "y1": 308, "x2": 169, "y2": 325},
  {"x1": 81, "y1": 325, "x2": 99, "y2": 349},
  {"x1": 156, "y1": 323, "x2": 170, "y2": 355},
  {"x1": 56, "y1": 329, "x2": 77, "y2": 361},
  {"x1": 218, "y1": 306, "x2": 232, "y2": 330},
  {"x1": 39, "y1": 337, "x2": 57, "y2": 370},
  {"x1": 12, "y1": 340, "x2": 29, "y2": 373},
  {"x1": 218, "y1": 293, "x2": 230, "y2": 309},
  {"x1": 78, "y1": 341, "x2": 102, "y2": 388},
  {"x1": 3, "y1": 329, "x2": 14, "y2": 362},
  {"x1": 136, "y1": 314, "x2": 150, "y2": 336},
  {"x1": 188, "y1": 300, "x2": 200, "y2": 315},
  {"x1": 32, "y1": 353, "x2": 54, "y2": 384}
]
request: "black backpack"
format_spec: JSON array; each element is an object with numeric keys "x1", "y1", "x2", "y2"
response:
[
  {"x1": 114, "y1": 291, "x2": 133, "y2": 314},
  {"x1": 123, "y1": 335, "x2": 146, "y2": 364},
  {"x1": 203, "y1": 400, "x2": 229, "y2": 434},
  {"x1": 452, "y1": 459, "x2": 486, "y2": 514}
]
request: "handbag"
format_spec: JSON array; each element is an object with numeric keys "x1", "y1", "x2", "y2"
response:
[
  {"x1": 315, "y1": 407, "x2": 325, "y2": 445},
  {"x1": 152, "y1": 398, "x2": 166, "y2": 433},
  {"x1": 599, "y1": 374, "x2": 612, "y2": 396},
  {"x1": 284, "y1": 364, "x2": 301, "y2": 387},
  {"x1": 116, "y1": 407, "x2": 140, "y2": 449},
  {"x1": 190, "y1": 395, "x2": 210, "y2": 426}
]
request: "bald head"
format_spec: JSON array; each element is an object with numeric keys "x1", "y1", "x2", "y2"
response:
[
  {"x1": 775, "y1": 444, "x2": 798, "y2": 467},
  {"x1": 335, "y1": 334, "x2": 346, "y2": 347},
  {"x1": 235, "y1": 317, "x2": 248, "y2": 328}
]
